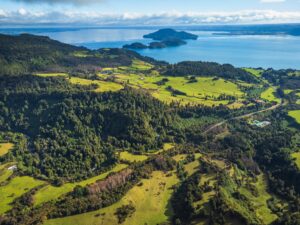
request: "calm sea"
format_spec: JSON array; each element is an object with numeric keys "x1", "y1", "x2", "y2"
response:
[{"x1": 1, "y1": 27, "x2": 300, "y2": 69}]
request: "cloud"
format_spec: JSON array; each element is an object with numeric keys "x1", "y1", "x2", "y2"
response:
[{"x1": 0, "y1": 9, "x2": 300, "y2": 25}]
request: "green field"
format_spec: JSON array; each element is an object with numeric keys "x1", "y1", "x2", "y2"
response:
[
  {"x1": 0, "y1": 163, "x2": 15, "y2": 183},
  {"x1": 69, "y1": 77, "x2": 123, "y2": 92},
  {"x1": 114, "y1": 73, "x2": 245, "y2": 106},
  {"x1": 35, "y1": 73, "x2": 123, "y2": 93},
  {"x1": 146, "y1": 142, "x2": 175, "y2": 155},
  {"x1": 292, "y1": 152, "x2": 300, "y2": 169},
  {"x1": 244, "y1": 68, "x2": 263, "y2": 77},
  {"x1": 119, "y1": 59, "x2": 153, "y2": 71},
  {"x1": 119, "y1": 151, "x2": 148, "y2": 162},
  {"x1": 261, "y1": 87, "x2": 281, "y2": 103},
  {"x1": 0, "y1": 176, "x2": 45, "y2": 214},
  {"x1": 0, "y1": 143, "x2": 14, "y2": 156},
  {"x1": 288, "y1": 110, "x2": 300, "y2": 125},
  {"x1": 283, "y1": 89, "x2": 294, "y2": 95},
  {"x1": 34, "y1": 164, "x2": 128, "y2": 206},
  {"x1": 36, "y1": 73, "x2": 68, "y2": 77},
  {"x1": 238, "y1": 174, "x2": 278, "y2": 224},
  {"x1": 45, "y1": 171, "x2": 179, "y2": 225}
]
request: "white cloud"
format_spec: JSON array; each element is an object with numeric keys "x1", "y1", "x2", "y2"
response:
[{"x1": 0, "y1": 9, "x2": 300, "y2": 25}]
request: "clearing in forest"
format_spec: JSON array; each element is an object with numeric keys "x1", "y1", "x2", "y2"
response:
[
  {"x1": 34, "y1": 164, "x2": 128, "y2": 206},
  {"x1": 44, "y1": 171, "x2": 179, "y2": 225},
  {"x1": 0, "y1": 143, "x2": 14, "y2": 156}
]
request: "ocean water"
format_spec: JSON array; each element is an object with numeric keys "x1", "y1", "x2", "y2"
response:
[{"x1": 1, "y1": 27, "x2": 300, "y2": 69}]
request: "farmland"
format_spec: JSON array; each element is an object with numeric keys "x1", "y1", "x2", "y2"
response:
[
  {"x1": 0, "y1": 143, "x2": 14, "y2": 156},
  {"x1": 0, "y1": 176, "x2": 45, "y2": 214},
  {"x1": 119, "y1": 151, "x2": 148, "y2": 162},
  {"x1": 34, "y1": 164, "x2": 128, "y2": 206},
  {"x1": 288, "y1": 110, "x2": 300, "y2": 125},
  {"x1": 0, "y1": 163, "x2": 15, "y2": 183},
  {"x1": 260, "y1": 87, "x2": 281, "y2": 103},
  {"x1": 44, "y1": 171, "x2": 179, "y2": 225},
  {"x1": 112, "y1": 72, "x2": 246, "y2": 106},
  {"x1": 292, "y1": 152, "x2": 300, "y2": 169}
]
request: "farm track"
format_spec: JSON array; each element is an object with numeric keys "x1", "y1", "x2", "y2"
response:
[{"x1": 203, "y1": 99, "x2": 284, "y2": 134}]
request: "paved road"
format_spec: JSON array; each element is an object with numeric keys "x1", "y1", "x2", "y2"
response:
[{"x1": 203, "y1": 100, "x2": 283, "y2": 134}]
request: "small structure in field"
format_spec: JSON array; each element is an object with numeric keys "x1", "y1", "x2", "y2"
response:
[
  {"x1": 7, "y1": 165, "x2": 17, "y2": 171},
  {"x1": 250, "y1": 120, "x2": 271, "y2": 128}
]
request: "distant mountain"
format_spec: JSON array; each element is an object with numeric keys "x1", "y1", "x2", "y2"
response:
[{"x1": 143, "y1": 28, "x2": 198, "y2": 41}]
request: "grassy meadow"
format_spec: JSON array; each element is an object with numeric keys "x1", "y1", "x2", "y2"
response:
[
  {"x1": 69, "y1": 77, "x2": 123, "y2": 92},
  {"x1": 114, "y1": 73, "x2": 246, "y2": 106},
  {"x1": 288, "y1": 110, "x2": 300, "y2": 125},
  {"x1": 261, "y1": 87, "x2": 281, "y2": 103},
  {"x1": 45, "y1": 171, "x2": 179, "y2": 225},
  {"x1": 119, "y1": 151, "x2": 148, "y2": 162},
  {"x1": 244, "y1": 68, "x2": 263, "y2": 77},
  {"x1": 0, "y1": 163, "x2": 15, "y2": 183},
  {"x1": 34, "y1": 164, "x2": 128, "y2": 206},
  {"x1": 0, "y1": 176, "x2": 45, "y2": 214},
  {"x1": 292, "y1": 152, "x2": 300, "y2": 169},
  {"x1": 0, "y1": 143, "x2": 14, "y2": 156},
  {"x1": 238, "y1": 174, "x2": 278, "y2": 224}
]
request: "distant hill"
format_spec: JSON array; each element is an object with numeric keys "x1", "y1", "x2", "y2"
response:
[
  {"x1": 143, "y1": 28, "x2": 198, "y2": 41},
  {"x1": 0, "y1": 34, "x2": 164, "y2": 75}
]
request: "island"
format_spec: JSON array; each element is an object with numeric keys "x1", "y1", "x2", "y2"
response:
[
  {"x1": 143, "y1": 28, "x2": 198, "y2": 40},
  {"x1": 122, "y1": 42, "x2": 148, "y2": 49},
  {"x1": 124, "y1": 28, "x2": 197, "y2": 50}
]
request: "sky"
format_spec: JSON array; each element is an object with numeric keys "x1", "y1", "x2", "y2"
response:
[{"x1": 0, "y1": 0, "x2": 300, "y2": 26}]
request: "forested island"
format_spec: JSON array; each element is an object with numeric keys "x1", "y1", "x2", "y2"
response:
[
  {"x1": 123, "y1": 28, "x2": 196, "y2": 50},
  {"x1": 0, "y1": 34, "x2": 299, "y2": 225}
]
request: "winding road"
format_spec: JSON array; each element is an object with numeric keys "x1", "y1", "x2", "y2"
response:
[{"x1": 203, "y1": 100, "x2": 284, "y2": 134}]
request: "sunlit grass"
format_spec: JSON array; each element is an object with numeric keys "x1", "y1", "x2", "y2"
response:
[
  {"x1": 288, "y1": 110, "x2": 300, "y2": 125},
  {"x1": 45, "y1": 171, "x2": 179, "y2": 225},
  {"x1": 33, "y1": 164, "x2": 128, "y2": 206},
  {"x1": 261, "y1": 87, "x2": 281, "y2": 103},
  {"x1": 0, "y1": 143, "x2": 14, "y2": 157},
  {"x1": 0, "y1": 176, "x2": 45, "y2": 214}
]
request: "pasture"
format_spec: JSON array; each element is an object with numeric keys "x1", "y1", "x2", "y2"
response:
[
  {"x1": 238, "y1": 174, "x2": 278, "y2": 224},
  {"x1": 69, "y1": 77, "x2": 123, "y2": 92},
  {"x1": 288, "y1": 110, "x2": 300, "y2": 125},
  {"x1": 34, "y1": 164, "x2": 128, "y2": 206},
  {"x1": 119, "y1": 151, "x2": 148, "y2": 163},
  {"x1": 0, "y1": 163, "x2": 15, "y2": 183},
  {"x1": 114, "y1": 73, "x2": 246, "y2": 106},
  {"x1": 292, "y1": 152, "x2": 300, "y2": 169},
  {"x1": 0, "y1": 143, "x2": 14, "y2": 156},
  {"x1": 244, "y1": 68, "x2": 263, "y2": 77},
  {"x1": 45, "y1": 171, "x2": 179, "y2": 225},
  {"x1": 261, "y1": 87, "x2": 281, "y2": 103},
  {"x1": 36, "y1": 73, "x2": 68, "y2": 77},
  {"x1": 0, "y1": 176, "x2": 45, "y2": 215}
]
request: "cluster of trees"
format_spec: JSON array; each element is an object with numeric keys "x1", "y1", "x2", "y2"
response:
[
  {"x1": 262, "y1": 68, "x2": 300, "y2": 90},
  {"x1": 162, "y1": 61, "x2": 258, "y2": 83}
]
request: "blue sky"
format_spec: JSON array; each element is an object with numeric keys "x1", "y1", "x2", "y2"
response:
[{"x1": 0, "y1": 0, "x2": 300, "y2": 25}]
